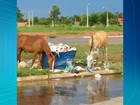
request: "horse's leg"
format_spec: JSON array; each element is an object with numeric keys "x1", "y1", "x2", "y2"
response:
[
  {"x1": 31, "y1": 52, "x2": 38, "y2": 68},
  {"x1": 39, "y1": 53, "x2": 43, "y2": 69},
  {"x1": 105, "y1": 46, "x2": 108, "y2": 67},
  {"x1": 18, "y1": 48, "x2": 22, "y2": 62},
  {"x1": 103, "y1": 46, "x2": 108, "y2": 69}
]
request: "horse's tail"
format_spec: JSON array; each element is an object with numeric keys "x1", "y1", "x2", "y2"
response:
[{"x1": 89, "y1": 34, "x2": 94, "y2": 52}]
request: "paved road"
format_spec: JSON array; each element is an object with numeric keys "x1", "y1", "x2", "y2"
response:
[{"x1": 48, "y1": 36, "x2": 123, "y2": 45}]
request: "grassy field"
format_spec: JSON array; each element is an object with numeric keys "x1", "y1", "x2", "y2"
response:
[
  {"x1": 18, "y1": 25, "x2": 123, "y2": 37},
  {"x1": 18, "y1": 44, "x2": 123, "y2": 76}
]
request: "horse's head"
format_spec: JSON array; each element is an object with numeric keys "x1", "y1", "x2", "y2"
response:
[
  {"x1": 48, "y1": 53, "x2": 55, "y2": 70},
  {"x1": 86, "y1": 52, "x2": 94, "y2": 69}
]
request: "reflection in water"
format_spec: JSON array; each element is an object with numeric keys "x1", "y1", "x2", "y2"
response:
[
  {"x1": 18, "y1": 75, "x2": 123, "y2": 105},
  {"x1": 87, "y1": 77, "x2": 109, "y2": 104}
]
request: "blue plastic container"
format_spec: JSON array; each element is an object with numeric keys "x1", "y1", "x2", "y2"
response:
[{"x1": 41, "y1": 51, "x2": 76, "y2": 69}]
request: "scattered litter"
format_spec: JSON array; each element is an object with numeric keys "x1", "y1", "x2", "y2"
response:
[
  {"x1": 105, "y1": 68, "x2": 110, "y2": 71},
  {"x1": 29, "y1": 66, "x2": 34, "y2": 70},
  {"x1": 38, "y1": 69, "x2": 43, "y2": 71},
  {"x1": 18, "y1": 61, "x2": 29, "y2": 68},
  {"x1": 27, "y1": 59, "x2": 39, "y2": 65},
  {"x1": 74, "y1": 66, "x2": 86, "y2": 71},
  {"x1": 27, "y1": 59, "x2": 32, "y2": 64},
  {"x1": 87, "y1": 67, "x2": 94, "y2": 72},
  {"x1": 81, "y1": 75, "x2": 86, "y2": 78},
  {"x1": 94, "y1": 67, "x2": 101, "y2": 70},
  {"x1": 64, "y1": 60, "x2": 74, "y2": 72},
  {"x1": 53, "y1": 69, "x2": 63, "y2": 73},
  {"x1": 103, "y1": 62, "x2": 109, "y2": 69},
  {"x1": 95, "y1": 73, "x2": 101, "y2": 78}
]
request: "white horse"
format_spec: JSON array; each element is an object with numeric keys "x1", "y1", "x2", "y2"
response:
[{"x1": 86, "y1": 31, "x2": 108, "y2": 70}]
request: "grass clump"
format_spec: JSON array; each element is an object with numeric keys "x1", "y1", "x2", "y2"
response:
[{"x1": 18, "y1": 69, "x2": 50, "y2": 77}]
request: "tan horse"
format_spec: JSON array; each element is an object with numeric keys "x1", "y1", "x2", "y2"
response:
[
  {"x1": 18, "y1": 35, "x2": 55, "y2": 69},
  {"x1": 86, "y1": 31, "x2": 108, "y2": 69}
]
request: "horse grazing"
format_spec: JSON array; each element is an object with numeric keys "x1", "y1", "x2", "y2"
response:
[
  {"x1": 18, "y1": 35, "x2": 55, "y2": 69},
  {"x1": 86, "y1": 31, "x2": 108, "y2": 69}
]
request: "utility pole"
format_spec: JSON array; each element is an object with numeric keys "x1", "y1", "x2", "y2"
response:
[
  {"x1": 103, "y1": 7, "x2": 109, "y2": 28},
  {"x1": 31, "y1": 11, "x2": 33, "y2": 27},
  {"x1": 106, "y1": 8, "x2": 109, "y2": 28},
  {"x1": 28, "y1": 11, "x2": 34, "y2": 27},
  {"x1": 28, "y1": 11, "x2": 30, "y2": 27},
  {"x1": 86, "y1": 3, "x2": 90, "y2": 27}
]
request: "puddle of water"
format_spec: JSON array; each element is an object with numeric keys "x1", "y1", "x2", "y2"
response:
[{"x1": 18, "y1": 74, "x2": 123, "y2": 105}]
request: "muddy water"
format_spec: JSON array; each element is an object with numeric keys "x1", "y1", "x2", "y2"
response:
[{"x1": 18, "y1": 74, "x2": 123, "y2": 105}]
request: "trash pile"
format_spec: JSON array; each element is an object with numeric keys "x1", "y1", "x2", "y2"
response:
[
  {"x1": 18, "y1": 59, "x2": 40, "y2": 69},
  {"x1": 18, "y1": 61, "x2": 29, "y2": 69},
  {"x1": 48, "y1": 42, "x2": 76, "y2": 53},
  {"x1": 18, "y1": 42, "x2": 106, "y2": 73}
]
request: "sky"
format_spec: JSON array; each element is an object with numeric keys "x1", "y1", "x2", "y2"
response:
[{"x1": 17, "y1": 0, "x2": 123, "y2": 18}]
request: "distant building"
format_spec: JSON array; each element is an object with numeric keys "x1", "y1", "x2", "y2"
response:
[
  {"x1": 75, "y1": 21, "x2": 80, "y2": 26},
  {"x1": 17, "y1": 22, "x2": 28, "y2": 27},
  {"x1": 117, "y1": 18, "x2": 123, "y2": 26}
]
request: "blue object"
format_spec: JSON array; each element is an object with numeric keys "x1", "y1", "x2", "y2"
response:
[
  {"x1": 87, "y1": 67, "x2": 94, "y2": 72},
  {"x1": 42, "y1": 51, "x2": 76, "y2": 69}
]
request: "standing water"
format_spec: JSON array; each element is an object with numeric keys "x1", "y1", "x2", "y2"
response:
[{"x1": 18, "y1": 74, "x2": 123, "y2": 105}]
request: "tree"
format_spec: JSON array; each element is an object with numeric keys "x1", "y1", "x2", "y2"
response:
[
  {"x1": 49, "y1": 5, "x2": 61, "y2": 26},
  {"x1": 17, "y1": 7, "x2": 24, "y2": 22},
  {"x1": 89, "y1": 13, "x2": 100, "y2": 26},
  {"x1": 33, "y1": 16, "x2": 39, "y2": 25},
  {"x1": 99, "y1": 11, "x2": 115, "y2": 26},
  {"x1": 79, "y1": 14, "x2": 87, "y2": 26}
]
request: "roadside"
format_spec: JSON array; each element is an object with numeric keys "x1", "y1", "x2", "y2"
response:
[
  {"x1": 80, "y1": 97, "x2": 123, "y2": 105},
  {"x1": 92, "y1": 97, "x2": 123, "y2": 105},
  {"x1": 18, "y1": 31, "x2": 123, "y2": 38},
  {"x1": 17, "y1": 70, "x2": 122, "y2": 82}
]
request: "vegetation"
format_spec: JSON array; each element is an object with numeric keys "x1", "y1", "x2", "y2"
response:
[
  {"x1": 17, "y1": 6, "x2": 123, "y2": 26},
  {"x1": 18, "y1": 69, "x2": 50, "y2": 77},
  {"x1": 18, "y1": 25, "x2": 123, "y2": 37},
  {"x1": 17, "y1": 7, "x2": 24, "y2": 22},
  {"x1": 49, "y1": 5, "x2": 61, "y2": 26}
]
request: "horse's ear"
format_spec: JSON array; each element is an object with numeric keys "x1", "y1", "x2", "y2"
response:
[{"x1": 85, "y1": 52, "x2": 89, "y2": 55}]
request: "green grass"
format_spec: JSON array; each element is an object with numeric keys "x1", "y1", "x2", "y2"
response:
[
  {"x1": 18, "y1": 25, "x2": 123, "y2": 35},
  {"x1": 72, "y1": 44, "x2": 123, "y2": 64},
  {"x1": 18, "y1": 68, "x2": 64, "y2": 77},
  {"x1": 18, "y1": 69, "x2": 50, "y2": 77},
  {"x1": 109, "y1": 63, "x2": 123, "y2": 71}
]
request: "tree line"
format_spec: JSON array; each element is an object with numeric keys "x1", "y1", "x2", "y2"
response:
[{"x1": 17, "y1": 5, "x2": 123, "y2": 27}]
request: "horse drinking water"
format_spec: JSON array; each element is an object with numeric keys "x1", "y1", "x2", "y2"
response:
[
  {"x1": 86, "y1": 31, "x2": 108, "y2": 70},
  {"x1": 18, "y1": 35, "x2": 55, "y2": 70}
]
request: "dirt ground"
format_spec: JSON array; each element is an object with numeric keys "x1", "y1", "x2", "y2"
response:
[{"x1": 19, "y1": 31, "x2": 123, "y2": 38}]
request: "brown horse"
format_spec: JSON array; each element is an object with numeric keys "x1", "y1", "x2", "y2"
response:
[
  {"x1": 18, "y1": 35, "x2": 55, "y2": 69},
  {"x1": 86, "y1": 31, "x2": 108, "y2": 69}
]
